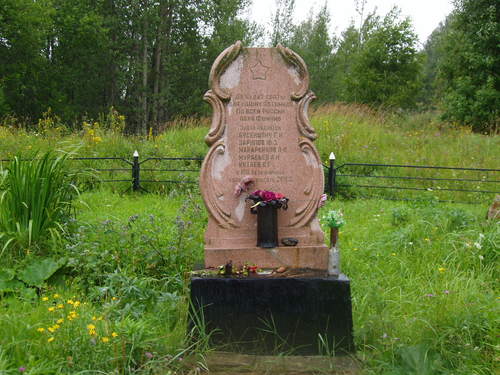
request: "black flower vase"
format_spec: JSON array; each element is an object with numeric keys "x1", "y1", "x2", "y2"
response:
[{"x1": 256, "y1": 204, "x2": 278, "y2": 248}]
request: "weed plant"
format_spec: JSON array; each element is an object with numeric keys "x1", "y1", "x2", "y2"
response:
[
  {"x1": 0, "y1": 151, "x2": 78, "y2": 260},
  {"x1": 65, "y1": 191, "x2": 205, "y2": 296},
  {"x1": 0, "y1": 190, "x2": 207, "y2": 373}
]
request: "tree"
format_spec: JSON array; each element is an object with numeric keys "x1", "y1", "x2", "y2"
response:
[
  {"x1": 336, "y1": 8, "x2": 422, "y2": 109},
  {"x1": 0, "y1": 0, "x2": 54, "y2": 121},
  {"x1": 418, "y1": 19, "x2": 450, "y2": 107},
  {"x1": 332, "y1": 25, "x2": 360, "y2": 102},
  {"x1": 289, "y1": 4, "x2": 336, "y2": 102},
  {"x1": 0, "y1": 0, "x2": 258, "y2": 133},
  {"x1": 436, "y1": 0, "x2": 499, "y2": 132},
  {"x1": 269, "y1": 0, "x2": 295, "y2": 46}
]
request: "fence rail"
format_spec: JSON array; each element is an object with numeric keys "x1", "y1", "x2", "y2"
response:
[
  {"x1": 1, "y1": 152, "x2": 499, "y2": 202},
  {"x1": 325, "y1": 155, "x2": 500, "y2": 203}
]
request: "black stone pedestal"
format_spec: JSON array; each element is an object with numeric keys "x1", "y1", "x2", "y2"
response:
[{"x1": 189, "y1": 274, "x2": 354, "y2": 355}]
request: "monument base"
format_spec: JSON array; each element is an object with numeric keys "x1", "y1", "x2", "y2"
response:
[
  {"x1": 189, "y1": 274, "x2": 354, "y2": 355},
  {"x1": 204, "y1": 245, "x2": 329, "y2": 270}
]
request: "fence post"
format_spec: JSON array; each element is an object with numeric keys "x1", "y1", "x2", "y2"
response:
[
  {"x1": 328, "y1": 152, "x2": 336, "y2": 198},
  {"x1": 132, "y1": 150, "x2": 140, "y2": 191}
]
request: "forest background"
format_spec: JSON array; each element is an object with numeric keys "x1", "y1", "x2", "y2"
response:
[{"x1": 0, "y1": 0, "x2": 498, "y2": 135}]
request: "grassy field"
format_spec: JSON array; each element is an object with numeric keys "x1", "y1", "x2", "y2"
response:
[
  {"x1": 0, "y1": 106, "x2": 498, "y2": 374},
  {"x1": 1, "y1": 104, "x2": 498, "y2": 201},
  {"x1": 0, "y1": 189, "x2": 497, "y2": 374}
]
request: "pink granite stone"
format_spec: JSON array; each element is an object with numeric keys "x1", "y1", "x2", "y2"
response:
[{"x1": 200, "y1": 42, "x2": 328, "y2": 270}]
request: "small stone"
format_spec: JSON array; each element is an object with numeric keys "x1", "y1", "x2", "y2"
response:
[
  {"x1": 486, "y1": 194, "x2": 500, "y2": 220},
  {"x1": 276, "y1": 266, "x2": 287, "y2": 273},
  {"x1": 281, "y1": 237, "x2": 298, "y2": 246}
]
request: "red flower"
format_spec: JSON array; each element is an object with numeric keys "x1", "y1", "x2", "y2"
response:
[{"x1": 262, "y1": 191, "x2": 276, "y2": 201}]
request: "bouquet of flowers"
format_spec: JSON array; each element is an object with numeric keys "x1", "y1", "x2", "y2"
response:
[
  {"x1": 322, "y1": 209, "x2": 346, "y2": 228},
  {"x1": 246, "y1": 190, "x2": 289, "y2": 213}
]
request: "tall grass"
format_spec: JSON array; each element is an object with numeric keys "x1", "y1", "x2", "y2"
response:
[
  {"x1": 0, "y1": 190, "x2": 496, "y2": 374},
  {"x1": 321, "y1": 198, "x2": 498, "y2": 374},
  {"x1": 0, "y1": 151, "x2": 78, "y2": 257}
]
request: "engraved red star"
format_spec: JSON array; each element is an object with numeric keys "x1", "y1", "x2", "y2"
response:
[{"x1": 250, "y1": 60, "x2": 270, "y2": 80}]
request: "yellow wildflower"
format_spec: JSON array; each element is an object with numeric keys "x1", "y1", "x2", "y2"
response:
[
  {"x1": 67, "y1": 299, "x2": 74, "y2": 305},
  {"x1": 101, "y1": 337, "x2": 110, "y2": 343},
  {"x1": 438, "y1": 267, "x2": 446, "y2": 273},
  {"x1": 57, "y1": 319, "x2": 64, "y2": 324},
  {"x1": 111, "y1": 332, "x2": 118, "y2": 338},
  {"x1": 37, "y1": 328, "x2": 45, "y2": 333},
  {"x1": 92, "y1": 316, "x2": 97, "y2": 321},
  {"x1": 87, "y1": 324, "x2": 96, "y2": 330},
  {"x1": 53, "y1": 294, "x2": 60, "y2": 298},
  {"x1": 42, "y1": 297, "x2": 49, "y2": 301},
  {"x1": 53, "y1": 324, "x2": 60, "y2": 330},
  {"x1": 48, "y1": 337, "x2": 55, "y2": 343},
  {"x1": 57, "y1": 304, "x2": 64, "y2": 309},
  {"x1": 89, "y1": 329, "x2": 97, "y2": 336},
  {"x1": 112, "y1": 297, "x2": 118, "y2": 301},
  {"x1": 73, "y1": 301, "x2": 81, "y2": 307},
  {"x1": 48, "y1": 327, "x2": 55, "y2": 333},
  {"x1": 48, "y1": 307, "x2": 55, "y2": 312}
]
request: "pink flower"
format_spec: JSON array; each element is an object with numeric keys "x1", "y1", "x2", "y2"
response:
[
  {"x1": 251, "y1": 190, "x2": 263, "y2": 198},
  {"x1": 19, "y1": 368, "x2": 26, "y2": 373},
  {"x1": 234, "y1": 176, "x2": 254, "y2": 197},
  {"x1": 318, "y1": 193, "x2": 327, "y2": 207}
]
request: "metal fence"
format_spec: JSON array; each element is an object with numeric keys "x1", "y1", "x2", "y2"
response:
[
  {"x1": 71, "y1": 153, "x2": 204, "y2": 192},
  {"x1": 325, "y1": 155, "x2": 500, "y2": 203},
  {"x1": 2, "y1": 152, "x2": 499, "y2": 202}
]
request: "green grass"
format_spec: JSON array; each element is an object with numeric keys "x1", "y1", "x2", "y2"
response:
[
  {"x1": 0, "y1": 190, "x2": 206, "y2": 374},
  {"x1": 1, "y1": 105, "x2": 498, "y2": 201},
  {"x1": 320, "y1": 198, "x2": 498, "y2": 374},
  {"x1": 0, "y1": 151, "x2": 78, "y2": 260},
  {"x1": 0, "y1": 190, "x2": 497, "y2": 374},
  {"x1": 0, "y1": 106, "x2": 498, "y2": 373}
]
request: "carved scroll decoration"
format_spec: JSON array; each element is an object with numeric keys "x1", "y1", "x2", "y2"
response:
[
  {"x1": 288, "y1": 138, "x2": 324, "y2": 228},
  {"x1": 200, "y1": 41, "x2": 244, "y2": 227},
  {"x1": 208, "y1": 41, "x2": 243, "y2": 101},
  {"x1": 296, "y1": 91, "x2": 318, "y2": 141},
  {"x1": 203, "y1": 90, "x2": 225, "y2": 146},
  {"x1": 276, "y1": 44, "x2": 310, "y2": 100},
  {"x1": 200, "y1": 141, "x2": 237, "y2": 229}
]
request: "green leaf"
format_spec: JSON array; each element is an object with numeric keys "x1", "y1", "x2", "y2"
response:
[
  {"x1": 19, "y1": 287, "x2": 37, "y2": 301},
  {"x1": 0, "y1": 268, "x2": 16, "y2": 281},
  {"x1": 0, "y1": 278, "x2": 24, "y2": 293},
  {"x1": 18, "y1": 258, "x2": 66, "y2": 287}
]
